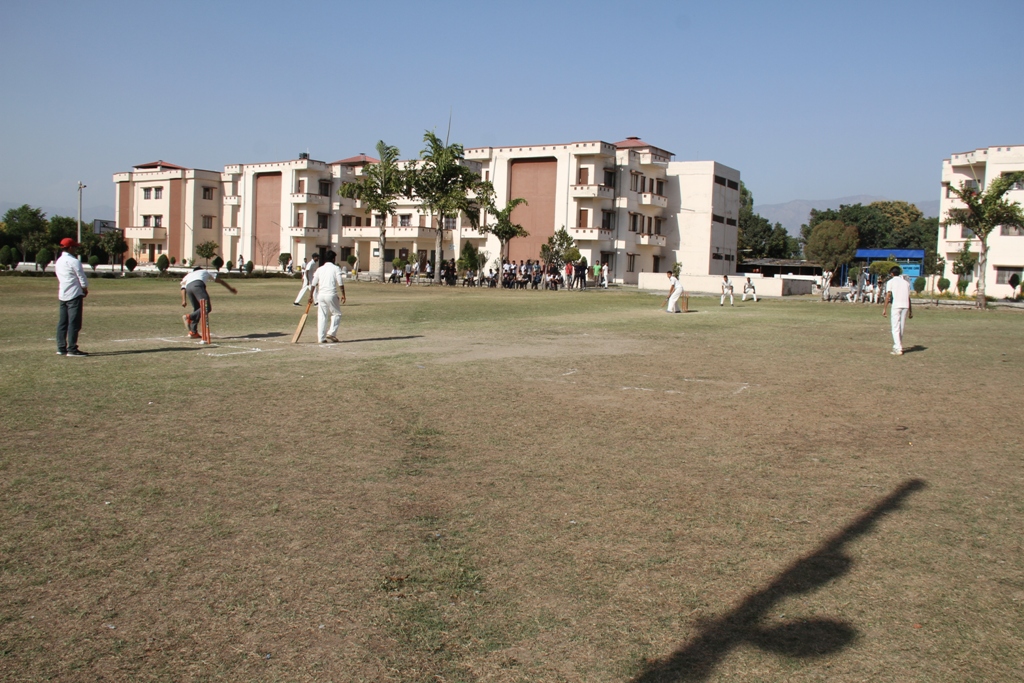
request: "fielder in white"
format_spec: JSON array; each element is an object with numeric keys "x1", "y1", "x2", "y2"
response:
[
  {"x1": 720, "y1": 275, "x2": 734, "y2": 306},
  {"x1": 293, "y1": 253, "x2": 319, "y2": 305},
  {"x1": 881, "y1": 266, "x2": 912, "y2": 355},
  {"x1": 310, "y1": 251, "x2": 345, "y2": 343},
  {"x1": 601, "y1": 262, "x2": 609, "y2": 289},
  {"x1": 665, "y1": 271, "x2": 683, "y2": 313},
  {"x1": 742, "y1": 277, "x2": 758, "y2": 302}
]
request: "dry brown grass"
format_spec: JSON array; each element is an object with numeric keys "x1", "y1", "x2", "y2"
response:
[{"x1": 1, "y1": 276, "x2": 1022, "y2": 681}]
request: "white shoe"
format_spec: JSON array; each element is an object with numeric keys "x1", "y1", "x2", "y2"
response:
[{"x1": 890, "y1": 350, "x2": 903, "y2": 355}]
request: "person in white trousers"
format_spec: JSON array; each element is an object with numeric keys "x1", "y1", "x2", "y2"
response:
[
  {"x1": 881, "y1": 267, "x2": 912, "y2": 355},
  {"x1": 601, "y1": 263, "x2": 609, "y2": 289},
  {"x1": 293, "y1": 254, "x2": 319, "y2": 305},
  {"x1": 665, "y1": 271, "x2": 683, "y2": 313},
  {"x1": 742, "y1": 277, "x2": 758, "y2": 302},
  {"x1": 720, "y1": 275, "x2": 734, "y2": 306},
  {"x1": 310, "y1": 251, "x2": 345, "y2": 343}
]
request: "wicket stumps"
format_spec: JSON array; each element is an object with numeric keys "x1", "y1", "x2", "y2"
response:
[{"x1": 199, "y1": 302, "x2": 211, "y2": 344}]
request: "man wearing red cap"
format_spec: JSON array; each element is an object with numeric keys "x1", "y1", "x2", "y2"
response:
[{"x1": 55, "y1": 237, "x2": 89, "y2": 357}]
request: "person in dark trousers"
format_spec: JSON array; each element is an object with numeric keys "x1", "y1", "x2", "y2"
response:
[
  {"x1": 55, "y1": 237, "x2": 89, "y2": 357},
  {"x1": 180, "y1": 266, "x2": 237, "y2": 341}
]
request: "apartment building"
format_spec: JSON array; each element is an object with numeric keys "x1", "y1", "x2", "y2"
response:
[
  {"x1": 113, "y1": 137, "x2": 741, "y2": 280},
  {"x1": 937, "y1": 145, "x2": 1024, "y2": 298}
]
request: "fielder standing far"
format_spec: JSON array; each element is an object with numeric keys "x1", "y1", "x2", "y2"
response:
[
  {"x1": 293, "y1": 253, "x2": 319, "y2": 305},
  {"x1": 310, "y1": 250, "x2": 345, "y2": 343},
  {"x1": 55, "y1": 237, "x2": 89, "y2": 357},
  {"x1": 881, "y1": 266, "x2": 912, "y2": 355},
  {"x1": 180, "y1": 266, "x2": 237, "y2": 341},
  {"x1": 720, "y1": 275, "x2": 734, "y2": 306},
  {"x1": 742, "y1": 277, "x2": 758, "y2": 302},
  {"x1": 665, "y1": 271, "x2": 683, "y2": 313}
]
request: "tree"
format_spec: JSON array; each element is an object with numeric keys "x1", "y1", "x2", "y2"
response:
[
  {"x1": 481, "y1": 197, "x2": 528, "y2": 260},
  {"x1": 1008, "y1": 272, "x2": 1020, "y2": 299},
  {"x1": 88, "y1": 255, "x2": 100, "y2": 271},
  {"x1": 338, "y1": 140, "x2": 406, "y2": 282},
  {"x1": 99, "y1": 229, "x2": 128, "y2": 271},
  {"x1": 0, "y1": 245, "x2": 11, "y2": 269},
  {"x1": 47, "y1": 216, "x2": 79, "y2": 247},
  {"x1": 278, "y1": 252, "x2": 291, "y2": 271},
  {"x1": 195, "y1": 240, "x2": 219, "y2": 266},
  {"x1": 254, "y1": 239, "x2": 279, "y2": 272},
  {"x1": 870, "y1": 201, "x2": 924, "y2": 242},
  {"x1": 804, "y1": 203, "x2": 891, "y2": 250},
  {"x1": 412, "y1": 131, "x2": 489, "y2": 283},
  {"x1": 35, "y1": 247, "x2": 53, "y2": 272},
  {"x1": 156, "y1": 254, "x2": 169, "y2": 273},
  {"x1": 125, "y1": 257, "x2": 137, "y2": 272},
  {"x1": 943, "y1": 171, "x2": 1024, "y2": 307},
  {"x1": 804, "y1": 220, "x2": 858, "y2": 273},
  {"x1": 540, "y1": 226, "x2": 577, "y2": 268},
  {"x1": 2, "y1": 205, "x2": 48, "y2": 263},
  {"x1": 951, "y1": 239, "x2": 977, "y2": 296},
  {"x1": 456, "y1": 242, "x2": 480, "y2": 273}
]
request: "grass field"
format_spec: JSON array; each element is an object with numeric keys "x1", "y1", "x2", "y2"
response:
[{"x1": 1, "y1": 276, "x2": 1022, "y2": 682}]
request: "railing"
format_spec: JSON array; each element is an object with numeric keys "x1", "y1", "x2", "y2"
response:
[
  {"x1": 222, "y1": 227, "x2": 240, "y2": 236},
  {"x1": 570, "y1": 184, "x2": 615, "y2": 200},
  {"x1": 289, "y1": 193, "x2": 328, "y2": 205},
  {"x1": 124, "y1": 226, "x2": 167, "y2": 240},
  {"x1": 568, "y1": 227, "x2": 613, "y2": 241},
  {"x1": 289, "y1": 226, "x2": 326, "y2": 237},
  {"x1": 639, "y1": 192, "x2": 668, "y2": 208},
  {"x1": 223, "y1": 195, "x2": 240, "y2": 205},
  {"x1": 637, "y1": 233, "x2": 667, "y2": 247}
]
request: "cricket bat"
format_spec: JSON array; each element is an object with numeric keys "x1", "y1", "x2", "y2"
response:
[{"x1": 291, "y1": 297, "x2": 314, "y2": 344}]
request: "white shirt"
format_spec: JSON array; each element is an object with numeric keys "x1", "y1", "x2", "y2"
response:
[
  {"x1": 180, "y1": 269, "x2": 217, "y2": 288},
  {"x1": 744, "y1": 280, "x2": 755, "y2": 293},
  {"x1": 311, "y1": 261, "x2": 344, "y2": 296},
  {"x1": 722, "y1": 279, "x2": 733, "y2": 293},
  {"x1": 668, "y1": 275, "x2": 680, "y2": 292},
  {"x1": 885, "y1": 275, "x2": 911, "y2": 309},
  {"x1": 303, "y1": 259, "x2": 318, "y2": 283},
  {"x1": 56, "y1": 252, "x2": 88, "y2": 301}
]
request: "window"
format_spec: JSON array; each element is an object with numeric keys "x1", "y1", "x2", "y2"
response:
[
  {"x1": 602, "y1": 211, "x2": 615, "y2": 230},
  {"x1": 603, "y1": 169, "x2": 616, "y2": 188},
  {"x1": 341, "y1": 215, "x2": 353, "y2": 227},
  {"x1": 1012, "y1": 180, "x2": 1024, "y2": 191},
  {"x1": 374, "y1": 214, "x2": 385, "y2": 227},
  {"x1": 578, "y1": 209, "x2": 589, "y2": 228},
  {"x1": 1001, "y1": 225, "x2": 1024, "y2": 236},
  {"x1": 646, "y1": 216, "x2": 653, "y2": 234},
  {"x1": 142, "y1": 215, "x2": 151, "y2": 227},
  {"x1": 399, "y1": 214, "x2": 411, "y2": 227},
  {"x1": 627, "y1": 253, "x2": 636, "y2": 272},
  {"x1": 156, "y1": 244, "x2": 163, "y2": 254},
  {"x1": 317, "y1": 213, "x2": 329, "y2": 230},
  {"x1": 727, "y1": 179, "x2": 739, "y2": 191},
  {"x1": 444, "y1": 216, "x2": 457, "y2": 230},
  {"x1": 202, "y1": 187, "x2": 215, "y2": 200},
  {"x1": 712, "y1": 253, "x2": 724, "y2": 260},
  {"x1": 630, "y1": 173, "x2": 643, "y2": 192},
  {"x1": 578, "y1": 167, "x2": 590, "y2": 185},
  {"x1": 297, "y1": 179, "x2": 306, "y2": 194},
  {"x1": 629, "y1": 213, "x2": 640, "y2": 232},
  {"x1": 653, "y1": 256, "x2": 660, "y2": 273},
  {"x1": 202, "y1": 215, "x2": 213, "y2": 229},
  {"x1": 153, "y1": 215, "x2": 162, "y2": 227},
  {"x1": 296, "y1": 212, "x2": 304, "y2": 228},
  {"x1": 319, "y1": 180, "x2": 331, "y2": 196},
  {"x1": 726, "y1": 218, "x2": 737, "y2": 226},
  {"x1": 154, "y1": 187, "x2": 162, "y2": 199},
  {"x1": 726, "y1": 254, "x2": 735, "y2": 261},
  {"x1": 714, "y1": 175, "x2": 726, "y2": 186},
  {"x1": 654, "y1": 218, "x2": 662, "y2": 235},
  {"x1": 355, "y1": 216, "x2": 362, "y2": 227},
  {"x1": 655, "y1": 179, "x2": 664, "y2": 196},
  {"x1": 995, "y1": 267, "x2": 1024, "y2": 284},
  {"x1": 712, "y1": 214, "x2": 725, "y2": 224},
  {"x1": 142, "y1": 188, "x2": 151, "y2": 200},
  {"x1": 960, "y1": 227, "x2": 974, "y2": 238}
]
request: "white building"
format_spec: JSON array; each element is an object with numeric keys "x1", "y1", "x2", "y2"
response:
[{"x1": 937, "y1": 145, "x2": 1024, "y2": 298}]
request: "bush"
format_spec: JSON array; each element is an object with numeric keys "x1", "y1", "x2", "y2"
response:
[
  {"x1": 278, "y1": 252, "x2": 291, "y2": 269},
  {"x1": 125, "y1": 257, "x2": 137, "y2": 272},
  {"x1": 913, "y1": 276, "x2": 926, "y2": 294},
  {"x1": 212, "y1": 256, "x2": 224, "y2": 271},
  {"x1": 1009, "y1": 272, "x2": 1021, "y2": 296},
  {"x1": 347, "y1": 254, "x2": 357, "y2": 267},
  {"x1": 156, "y1": 254, "x2": 169, "y2": 273},
  {"x1": 226, "y1": 260, "x2": 234, "y2": 272},
  {"x1": 937, "y1": 277, "x2": 950, "y2": 293},
  {"x1": 88, "y1": 255, "x2": 100, "y2": 271},
  {"x1": 956, "y1": 278, "x2": 968, "y2": 295},
  {"x1": 170, "y1": 256, "x2": 176, "y2": 266},
  {"x1": 244, "y1": 260, "x2": 254, "y2": 275},
  {"x1": 36, "y1": 248, "x2": 53, "y2": 272},
  {"x1": 0, "y1": 245, "x2": 12, "y2": 270}
]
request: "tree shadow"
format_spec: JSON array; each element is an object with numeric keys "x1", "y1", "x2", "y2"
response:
[
  {"x1": 340, "y1": 335, "x2": 424, "y2": 344},
  {"x1": 629, "y1": 479, "x2": 926, "y2": 683},
  {"x1": 84, "y1": 347, "x2": 200, "y2": 357}
]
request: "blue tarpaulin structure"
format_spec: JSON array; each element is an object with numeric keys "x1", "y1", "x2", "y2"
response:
[{"x1": 846, "y1": 249, "x2": 926, "y2": 281}]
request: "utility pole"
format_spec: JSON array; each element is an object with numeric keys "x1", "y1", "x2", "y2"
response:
[{"x1": 77, "y1": 182, "x2": 87, "y2": 244}]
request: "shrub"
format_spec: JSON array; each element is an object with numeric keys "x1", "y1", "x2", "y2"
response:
[
  {"x1": 278, "y1": 252, "x2": 291, "y2": 270},
  {"x1": 347, "y1": 254, "x2": 357, "y2": 267},
  {"x1": 244, "y1": 260, "x2": 254, "y2": 275},
  {"x1": 156, "y1": 254, "x2": 169, "y2": 273},
  {"x1": 170, "y1": 256, "x2": 176, "y2": 266},
  {"x1": 36, "y1": 247, "x2": 53, "y2": 272},
  {"x1": 212, "y1": 256, "x2": 224, "y2": 271},
  {"x1": 88, "y1": 255, "x2": 100, "y2": 271},
  {"x1": 0, "y1": 245, "x2": 11, "y2": 269},
  {"x1": 125, "y1": 257, "x2": 137, "y2": 272},
  {"x1": 956, "y1": 278, "x2": 969, "y2": 295},
  {"x1": 1009, "y1": 273, "x2": 1021, "y2": 297},
  {"x1": 226, "y1": 260, "x2": 234, "y2": 272},
  {"x1": 913, "y1": 276, "x2": 926, "y2": 294},
  {"x1": 937, "y1": 277, "x2": 950, "y2": 293}
]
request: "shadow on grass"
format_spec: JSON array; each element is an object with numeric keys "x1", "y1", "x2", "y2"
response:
[
  {"x1": 341, "y1": 335, "x2": 424, "y2": 344},
  {"x1": 630, "y1": 479, "x2": 926, "y2": 683},
  {"x1": 218, "y1": 332, "x2": 288, "y2": 340},
  {"x1": 902, "y1": 345, "x2": 927, "y2": 354},
  {"x1": 84, "y1": 347, "x2": 200, "y2": 357}
]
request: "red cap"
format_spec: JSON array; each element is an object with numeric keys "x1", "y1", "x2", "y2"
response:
[{"x1": 60, "y1": 238, "x2": 79, "y2": 248}]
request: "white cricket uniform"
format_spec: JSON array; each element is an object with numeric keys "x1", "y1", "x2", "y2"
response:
[
  {"x1": 294, "y1": 259, "x2": 319, "y2": 304},
  {"x1": 721, "y1": 278, "x2": 734, "y2": 306},
  {"x1": 667, "y1": 276, "x2": 683, "y2": 312},
  {"x1": 601, "y1": 264, "x2": 609, "y2": 288},
  {"x1": 885, "y1": 276, "x2": 911, "y2": 353},
  {"x1": 742, "y1": 280, "x2": 757, "y2": 302},
  {"x1": 311, "y1": 261, "x2": 344, "y2": 341}
]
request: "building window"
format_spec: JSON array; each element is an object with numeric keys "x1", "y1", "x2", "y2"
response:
[
  {"x1": 995, "y1": 267, "x2": 1023, "y2": 284},
  {"x1": 142, "y1": 188, "x2": 151, "y2": 200},
  {"x1": 375, "y1": 214, "x2": 385, "y2": 227},
  {"x1": 726, "y1": 254, "x2": 735, "y2": 261},
  {"x1": 712, "y1": 214, "x2": 725, "y2": 224},
  {"x1": 627, "y1": 253, "x2": 636, "y2": 272},
  {"x1": 960, "y1": 227, "x2": 974, "y2": 238},
  {"x1": 142, "y1": 215, "x2": 151, "y2": 227},
  {"x1": 653, "y1": 255, "x2": 660, "y2": 272},
  {"x1": 714, "y1": 175, "x2": 727, "y2": 186},
  {"x1": 157, "y1": 244, "x2": 163, "y2": 254},
  {"x1": 602, "y1": 211, "x2": 615, "y2": 230},
  {"x1": 319, "y1": 180, "x2": 331, "y2": 196},
  {"x1": 577, "y1": 167, "x2": 590, "y2": 185},
  {"x1": 154, "y1": 215, "x2": 162, "y2": 227},
  {"x1": 444, "y1": 216, "x2": 457, "y2": 230},
  {"x1": 154, "y1": 187, "x2": 163, "y2": 199},
  {"x1": 296, "y1": 212, "x2": 304, "y2": 228},
  {"x1": 578, "y1": 209, "x2": 589, "y2": 228},
  {"x1": 297, "y1": 179, "x2": 306, "y2": 194},
  {"x1": 631, "y1": 173, "x2": 643, "y2": 192},
  {"x1": 655, "y1": 179, "x2": 664, "y2": 196},
  {"x1": 629, "y1": 213, "x2": 639, "y2": 232},
  {"x1": 202, "y1": 215, "x2": 213, "y2": 229},
  {"x1": 317, "y1": 213, "x2": 329, "y2": 230},
  {"x1": 646, "y1": 216, "x2": 653, "y2": 234},
  {"x1": 1012, "y1": 180, "x2": 1024, "y2": 191},
  {"x1": 1000, "y1": 225, "x2": 1024, "y2": 236},
  {"x1": 342, "y1": 215, "x2": 353, "y2": 227},
  {"x1": 727, "y1": 179, "x2": 739, "y2": 191},
  {"x1": 400, "y1": 214, "x2": 411, "y2": 227},
  {"x1": 654, "y1": 218, "x2": 662, "y2": 235},
  {"x1": 712, "y1": 253, "x2": 724, "y2": 260},
  {"x1": 726, "y1": 218, "x2": 737, "y2": 226},
  {"x1": 603, "y1": 169, "x2": 616, "y2": 188}
]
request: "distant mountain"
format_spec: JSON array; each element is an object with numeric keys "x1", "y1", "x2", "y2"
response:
[{"x1": 756, "y1": 196, "x2": 940, "y2": 234}]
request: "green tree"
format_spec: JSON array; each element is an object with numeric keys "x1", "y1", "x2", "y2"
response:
[
  {"x1": 951, "y1": 239, "x2": 977, "y2": 297},
  {"x1": 195, "y1": 240, "x2": 219, "y2": 265},
  {"x1": 2, "y1": 205, "x2": 48, "y2": 262},
  {"x1": 804, "y1": 220, "x2": 858, "y2": 272},
  {"x1": 937, "y1": 277, "x2": 950, "y2": 293},
  {"x1": 870, "y1": 200, "x2": 924, "y2": 242},
  {"x1": 804, "y1": 203, "x2": 892, "y2": 250},
  {"x1": 47, "y1": 215, "x2": 79, "y2": 246},
  {"x1": 412, "y1": 131, "x2": 490, "y2": 283},
  {"x1": 943, "y1": 171, "x2": 1024, "y2": 307},
  {"x1": 278, "y1": 252, "x2": 291, "y2": 271},
  {"x1": 481, "y1": 197, "x2": 528, "y2": 260},
  {"x1": 35, "y1": 247, "x2": 53, "y2": 272},
  {"x1": 156, "y1": 253, "x2": 169, "y2": 273},
  {"x1": 338, "y1": 140, "x2": 406, "y2": 283},
  {"x1": 913, "y1": 276, "x2": 926, "y2": 294},
  {"x1": 540, "y1": 226, "x2": 576, "y2": 268},
  {"x1": 88, "y1": 255, "x2": 100, "y2": 271},
  {"x1": 869, "y1": 260, "x2": 898, "y2": 278},
  {"x1": 456, "y1": 242, "x2": 480, "y2": 273},
  {"x1": 0, "y1": 245, "x2": 12, "y2": 270},
  {"x1": 98, "y1": 229, "x2": 128, "y2": 271}
]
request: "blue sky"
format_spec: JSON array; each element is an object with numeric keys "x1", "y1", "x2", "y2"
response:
[{"x1": 2, "y1": 0, "x2": 1021, "y2": 217}]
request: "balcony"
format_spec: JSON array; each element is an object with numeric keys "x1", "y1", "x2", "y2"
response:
[
  {"x1": 223, "y1": 195, "x2": 240, "y2": 206},
  {"x1": 290, "y1": 193, "x2": 328, "y2": 205},
  {"x1": 568, "y1": 227, "x2": 613, "y2": 241},
  {"x1": 639, "y1": 192, "x2": 668, "y2": 208},
  {"x1": 459, "y1": 227, "x2": 487, "y2": 239},
  {"x1": 570, "y1": 184, "x2": 615, "y2": 200},
  {"x1": 343, "y1": 225, "x2": 383, "y2": 239},
  {"x1": 390, "y1": 226, "x2": 436, "y2": 240},
  {"x1": 638, "y1": 152, "x2": 670, "y2": 167},
  {"x1": 125, "y1": 226, "x2": 167, "y2": 240},
  {"x1": 288, "y1": 226, "x2": 327, "y2": 238},
  {"x1": 636, "y1": 233, "x2": 667, "y2": 247},
  {"x1": 222, "y1": 227, "x2": 240, "y2": 236}
]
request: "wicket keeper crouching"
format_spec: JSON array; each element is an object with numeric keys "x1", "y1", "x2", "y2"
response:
[{"x1": 180, "y1": 266, "x2": 236, "y2": 339}]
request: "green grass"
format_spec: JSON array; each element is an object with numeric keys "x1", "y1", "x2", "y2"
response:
[{"x1": 1, "y1": 275, "x2": 1022, "y2": 681}]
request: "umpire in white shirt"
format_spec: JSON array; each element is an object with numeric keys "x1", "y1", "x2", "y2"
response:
[
  {"x1": 55, "y1": 237, "x2": 89, "y2": 356},
  {"x1": 310, "y1": 250, "x2": 345, "y2": 343}
]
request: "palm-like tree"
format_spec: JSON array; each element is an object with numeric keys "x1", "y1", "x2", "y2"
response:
[
  {"x1": 338, "y1": 140, "x2": 405, "y2": 282},
  {"x1": 943, "y1": 171, "x2": 1024, "y2": 307},
  {"x1": 411, "y1": 131, "x2": 489, "y2": 283},
  {"x1": 481, "y1": 197, "x2": 529, "y2": 261}
]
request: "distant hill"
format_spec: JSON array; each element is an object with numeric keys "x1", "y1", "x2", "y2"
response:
[{"x1": 756, "y1": 196, "x2": 940, "y2": 234}]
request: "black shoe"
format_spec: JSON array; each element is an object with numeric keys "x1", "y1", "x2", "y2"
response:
[
  {"x1": 66, "y1": 350, "x2": 89, "y2": 357},
  {"x1": 293, "y1": 302, "x2": 300, "y2": 306}
]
